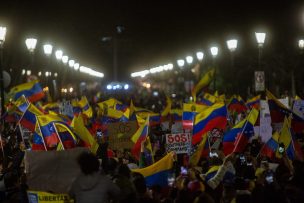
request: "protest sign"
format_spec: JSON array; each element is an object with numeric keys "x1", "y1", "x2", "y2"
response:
[
  {"x1": 293, "y1": 99, "x2": 304, "y2": 119},
  {"x1": 27, "y1": 191, "x2": 73, "y2": 203},
  {"x1": 108, "y1": 121, "x2": 137, "y2": 150},
  {"x1": 166, "y1": 133, "x2": 191, "y2": 154}
]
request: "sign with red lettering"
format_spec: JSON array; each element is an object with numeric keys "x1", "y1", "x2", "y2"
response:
[{"x1": 166, "y1": 133, "x2": 191, "y2": 154}]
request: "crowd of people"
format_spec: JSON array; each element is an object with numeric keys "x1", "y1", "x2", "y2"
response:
[{"x1": 0, "y1": 89, "x2": 303, "y2": 203}]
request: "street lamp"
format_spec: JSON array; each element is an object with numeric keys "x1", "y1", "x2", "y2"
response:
[
  {"x1": 196, "y1": 52, "x2": 204, "y2": 61},
  {"x1": 55, "y1": 50, "x2": 63, "y2": 60},
  {"x1": 0, "y1": 26, "x2": 6, "y2": 119},
  {"x1": 25, "y1": 38, "x2": 37, "y2": 72},
  {"x1": 177, "y1": 59, "x2": 185, "y2": 68},
  {"x1": 68, "y1": 60, "x2": 75, "y2": 68},
  {"x1": 210, "y1": 46, "x2": 219, "y2": 91},
  {"x1": 74, "y1": 63, "x2": 79, "y2": 70},
  {"x1": 255, "y1": 32, "x2": 266, "y2": 69},
  {"x1": 227, "y1": 39, "x2": 238, "y2": 67},
  {"x1": 43, "y1": 44, "x2": 53, "y2": 56},
  {"x1": 298, "y1": 39, "x2": 304, "y2": 51},
  {"x1": 62, "y1": 55, "x2": 68, "y2": 64},
  {"x1": 186, "y1": 56, "x2": 193, "y2": 64}
]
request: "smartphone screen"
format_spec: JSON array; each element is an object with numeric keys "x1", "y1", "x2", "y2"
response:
[{"x1": 181, "y1": 166, "x2": 188, "y2": 175}]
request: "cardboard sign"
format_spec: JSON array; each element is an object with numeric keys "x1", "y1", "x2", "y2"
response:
[
  {"x1": 27, "y1": 191, "x2": 73, "y2": 203},
  {"x1": 107, "y1": 121, "x2": 137, "y2": 138},
  {"x1": 108, "y1": 121, "x2": 138, "y2": 150},
  {"x1": 166, "y1": 133, "x2": 191, "y2": 154},
  {"x1": 59, "y1": 101, "x2": 73, "y2": 118}
]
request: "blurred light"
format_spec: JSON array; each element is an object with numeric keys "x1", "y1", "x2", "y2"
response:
[
  {"x1": 191, "y1": 68, "x2": 196, "y2": 73},
  {"x1": 172, "y1": 93, "x2": 176, "y2": 98},
  {"x1": 226, "y1": 39, "x2": 238, "y2": 52},
  {"x1": 49, "y1": 72, "x2": 52, "y2": 76},
  {"x1": 45, "y1": 71, "x2": 49, "y2": 77},
  {"x1": 74, "y1": 63, "x2": 79, "y2": 70},
  {"x1": 26, "y1": 70, "x2": 31, "y2": 76},
  {"x1": 69, "y1": 87, "x2": 73, "y2": 93},
  {"x1": 21, "y1": 69, "x2": 26, "y2": 75},
  {"x1": 196, "y1": 52, "x2": 204, "y2": 61},
  {"x1": 299, "y1": 39, "x2": 304, "y2": 50},
  {"x1": 107, "y1": 84, "x2": 112, "y2": 90},
  {"x1": 38, "y1": 71, "x2": 42, "y2": 76},
  {"x1": 0, "y1": 26, "x2": 7, "y2": 44},
  {"x1": 43, "y1": 87, "x2": 49, "y2": 91},
  {"x1": 189, "y1": 96, "x2": 193, "y2": 101},
  {"x1": 68, "y1": 59, "x2": 75, "y2": 68},
  {"x1": 131, "y1": 70, "x2": 149, "y2": 78},
  {"x1": 43, "y1": 44, "x2": 53, "y2": 55},
  {"x1": 255, "y1": 32, "x2": 266, "y2": 47},
  {"x1": 55, "y1": 50, "x2": 63, "y2": 60},
  {"x1": 210, "y1": 46, "x2": 218, "y2": 57},
  {"x1": 62, "y1": 55, "x2": 69, "y2": 64},
  {"x1": 177, "y1": 59, "x2": 185, "y2": 67},
  {"x1": 25, "y1": 38, "x2": 37, "y2": 52},
  {"x1": 186, "y1": 56, "x2": 193, "y2": 64},
  {"x1": 153, "y1": 91, "x2": 159, "y2": 97},
  {"x1": 124, "y1": 84, "x2": 129, "y2": 90},
  {"x1": 54, "y1": 72, "x2": 58, "y2": 77},
  {"x1": 168, "y1": 63, "x2": 173, "y2": 70}
]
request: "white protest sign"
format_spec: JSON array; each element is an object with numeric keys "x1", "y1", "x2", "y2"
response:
[
  {"x1": 292, "y1": 100, "x2": 304, "y2": 119},
  {"x1": 166, "y1": 133, "x2": 191, "y2": 154},
  {"x1": 260, "y1": 100, "x2": 270, "y2": 118},
  {"x1": 257, "y1": 117, "x2": 273, "y2": 143}
]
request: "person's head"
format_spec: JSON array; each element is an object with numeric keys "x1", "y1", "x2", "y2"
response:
[
  {"x1": 117, "y1": 164, "x2": 131, "y2": 178},
  {"x1": 193, "y1": 192, "x2": 215, "y2": 203},
  {"x1": 131, "y1": 172, "x2": 147, "y2": 195},
  {"x1": 77, "y1": 152, "x2": 99, "y2": 175}
]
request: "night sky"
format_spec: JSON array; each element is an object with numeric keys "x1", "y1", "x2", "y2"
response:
[{"x1": 0, "y1": 0, "x2": 303, "y2": 82}]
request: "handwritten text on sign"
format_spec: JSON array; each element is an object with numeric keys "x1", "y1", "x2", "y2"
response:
[{"x1": 166, "y1": 133, "x2": 191, "y2": 154}]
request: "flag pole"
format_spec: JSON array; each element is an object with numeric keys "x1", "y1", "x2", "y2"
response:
[
  {"x1": 52, "y1": 122, "x2": 65, "y2": 150},
  {"x1": 36, "y1": 118, "x2": 48, "y2": 151},
  {"x1": 18, "y1": 124, "x2": 26, "y2": 147},
  {"x1": 232, "y1": 108, "x2": 254, "y2": 153}
]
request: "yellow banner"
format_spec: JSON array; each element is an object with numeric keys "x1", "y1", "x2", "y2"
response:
[{"x1": 27, "y1": 191, "x2": 73, "y2": 203}]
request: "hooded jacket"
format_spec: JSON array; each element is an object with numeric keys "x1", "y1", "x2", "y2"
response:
[{"x1": 69, "y1": 172, "x2": 120, "y2": 203}]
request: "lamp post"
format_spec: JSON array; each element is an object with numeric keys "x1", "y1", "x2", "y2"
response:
[
  {"x1": 196, "y1": 51, "x2": 204, "y2": 62},
  {"x1": 255, "y1": 32, "x2": 266, "y2": 90},
  {"x1": 210, "y1": 46, "x2": 218, "y2": 91},
  {"x1": 25, "y1": 38, "x2": 37, "y2": 75},
  {"x1": 177, "y1": 59, "x2": 185, "y2": 68},
  {"x1": 226, "y1": 39, "x2": 238, "y2": 67},
  {"x1": 293, "y1": 39, "x2": 304, "y2": 97},
  {"x1": 0, "y1": 26, "x2": 6, "y2": 119}
]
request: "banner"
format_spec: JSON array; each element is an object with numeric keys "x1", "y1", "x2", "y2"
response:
[
  {"x1": 166, "y1": 133, "x2": 191, "y2": 154},
  {"x1": 27, "y1": 191, "x2": 73, "y2": 203},
  {"x1": 254, "y1": 71, "x2": 265, "y2": 92},
  {"x1": 25, "y1": 148, "x2": 88, "y2": 193}
]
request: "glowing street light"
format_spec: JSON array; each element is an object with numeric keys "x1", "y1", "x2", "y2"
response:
[
  {"x1": 0, "y1": 27, "x2": 7, "y2": 45},
  {"x1": 62, "y1": 55, "x2": 68, "y2": 64},
  {"x1": 0, "y1": 26, "x2": 7, "y2": 116},
  {"x1": 299, "y1": 39, "x2": 304, "y2": 50},
  {"x1": 177, "y1": 59, "x2": 185, "y2": 68},
  {"x1": 55, "y1": 50, "x2": 63, "y2": 60},
  {"x1": 68, "y1": 60, "x2": 75, "y2": 68},
  {"x1": 43, "y1": 44, "x2": 53, "y2": 56},
  {"x1": 54, "y1": 72, "x2": 58, "y2": 77},
  {"x1": 210, "y1": 46, "x2": 218, "y2": 58},
  {"x1": 25, "y1": 38, "x2": 37, "y2": 53},
  {"x1": 26, "y1": 70, "x2": 31, "y2": 76},
  {"x1": 186, "y1": 56, "x2": 193, "y2": 64},
  {"x1": 226, "y1": 39, "x2": 238, "y2": 52},
  {"x1": 196, "y1": 52, "x2": 204, "y2": 61},
  {"x1": 255, "y1": 32, "x2": 266, "y2": 47},
  {"x1": 73, "y1": 63, "x2": 79, "y2": 70}
]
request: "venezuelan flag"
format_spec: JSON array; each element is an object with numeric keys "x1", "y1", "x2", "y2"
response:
[
  {"x1": 71, "y1": 115, "x2": 99, "y2": 154},
  {"x1": 161, "y1": 96, "x2": 172, "y2": 121},
  {"x1": 55, "y1": 122, "x2": 77, "y2": 149},
  {"x1": 9, "y1": 80, "x2": 45, "y2": 103},
  {"x1": 131, "y1": 116, "x2": 149, "y2": 160},
  {"x1": 228, "y1": 95, "x2": 248, "y2": 113},
  {"x1": 192, "y1": 102, "x2": 227, "y2": 145},
  {"x1": 132, "y1": 152, "x2": 174, "y2": 187},
  {"x1": 36, "y1": 114, "x2": 65, "y2": 148},
  {"x1": 266, "y1": 90, "x2": 304, "y2": 135},
  {"x1": 192, "y1": 69, "x2": 215, "y2": 102},
  {"x1": 276, "y1": 117, "x2": 295, "y2": 160},
  {"x1": 205, "y1": 165, "x2": 235, "y2": 183},
  {"x1": 198, "y1": 93, "x2": 217, "y2": 106},
  {"x1": 79, "y1": 96, "x2": 93, "y2": 118},
  {"x1": 246, "y1": 95, "x2": 260, "y2": 109},
  {"x1": 170, "y1": 109, "x2": 183, "y2": 122},
  {"x1": 71, "y1": 99, "x2": 82, "y2": 115},
  {"x1": 222, "y1": 108, "x2": 259, "y2": 155},
  {"x1": 43, "y1": 102, "x2": 59, "y2": 113},
  {"x1": 190, "y1": 134, "x2": 208, "y2": 166},
  {"x1": 261, "y1": 131, "x2": 279, "y2": 159},
  {"x1": 115, "y1": 103, "x2": 130, "y2": 119},
  {"x1": 136, "y1": 112, "x2": 160, "y2": 126},
  {"x1": 14, "y1": 96, "x2": 29, "y2": 113},
  {"x1": 183, "y1": 103, "x2": 208, "y2": 130},
  {"x1": 31, "y1": 132, "x2": 46, "y2": 151},
  {"x1": 20, "y1": 103, "x2": 44, "y2": 132}
]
